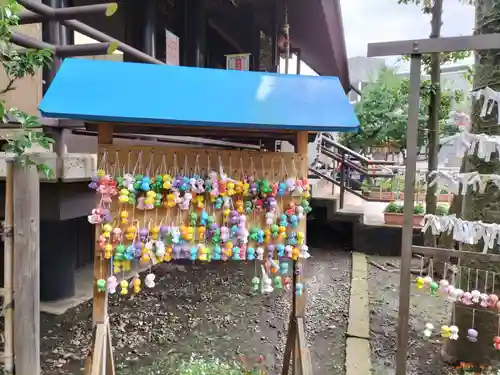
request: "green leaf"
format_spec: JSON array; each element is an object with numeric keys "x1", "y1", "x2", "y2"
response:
[{"x1": 37, "y1": 163, "x2": 53, "y2": 179}]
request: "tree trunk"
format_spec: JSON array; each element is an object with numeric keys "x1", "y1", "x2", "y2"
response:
[
  {"x1": 443, "y1": 0, "x2": 500, "y2": 365},
  {"x1": 424, "y1": 0, "x2": 442, "y2": 233}
]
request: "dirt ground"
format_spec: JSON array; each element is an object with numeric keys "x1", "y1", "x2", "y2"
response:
[
  {"x1": 368, "y1": 255, "x2": 457, "y2": 375},
  {"x1": 26, "y1": 249, "x2": 350, "y2": 375}
]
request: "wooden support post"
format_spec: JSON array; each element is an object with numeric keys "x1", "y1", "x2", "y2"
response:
[
  {"x1": 3, "y1": 161, "x2": 14, "y2": 374},
  {"x1": 282, "y1": 131, "x2": 310, "y2": 375},
  {"x1": 85, "y1": 123, "x2": 115, "y2": 375},
  {"x1": 295, "y1": 131, "x2": 308, "y2": 375},
  {"x1": 282, "y1": 315, "x2": 296, "y2": 375},
  {"x1": 13, "y1": 162, "x2": 40, "y2": 375}
]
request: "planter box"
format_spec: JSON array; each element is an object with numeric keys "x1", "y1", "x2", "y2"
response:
[
  {"x1": 384, "y1": 212, "x2": 424, "y2": 227},
  {"x1": 367, "y1": 191, "x2": 453, "y2": 203},
  {"x1": 368, "y1": 191, "x2": 396, "y2": 201}
]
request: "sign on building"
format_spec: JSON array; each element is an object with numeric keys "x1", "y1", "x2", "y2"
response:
[
  {"x1": 165, "y1": 29, "x2": 179, "y2": 66},
  {"x1": 225, "y1": 53, "x2": 251, "y2": 71}
]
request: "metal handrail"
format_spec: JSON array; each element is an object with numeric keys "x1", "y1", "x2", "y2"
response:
[
  {"x1": 320, "y1": 135, "x2": 396, "y2": 165},
  {"x1": 312, "y1": 133, "x2": 401, "y2": 208},
  {"x1": 320, "y1": 147, "x2": 394, "y2": 178}
]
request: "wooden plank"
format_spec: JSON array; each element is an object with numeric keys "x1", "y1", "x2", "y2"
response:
[
  {"x1": 106, "y1": 322, "x2": 116, "y2": 375},
  {"x1": 13, "y1": 163, "x2": 40, "y2": 375},
  {"x1": 3, "y1": 161, "x2": 14, "y2": 375},
  {"x1": 93, "y1": 123, "x2": 113, "y2": 326},
  {"x1": 412, "y1": 245, "x2": 500, "y2": 262},
  {"x1": 86, "y1": 123, "x2": 115, "y2": 375},
  {"x1": 282, "y1": 316, "x2": 296, "y2": 375},
  {"x1": 294, "y1": 131, "x2": 308, "y2": 318},
  {"x1": 293, "y1": 131, "x2": 308, "y2": 375},
  {"x1": 90, "y1": 323, "x2": 106, "y2": 375},
  {"x1": 347, "y1": 253, "x2": 370, "y2": 339},
  {"x1": 296, "y1": 318, "x2": 312, "y2": 375},
  {"x1": 86, "y1": 122, "x2": 301, "y2": 142}
]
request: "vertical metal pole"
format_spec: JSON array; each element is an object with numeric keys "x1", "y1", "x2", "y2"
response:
[
  {"x1": 59, "y1": 0, "x2": 74, "y2": 46},
  {"x1": 42, "y1": 0, "x2": 61, "y2": 94},
  {"x1": 295, "y1": 48, "x2": 301, "y2": 75},
  {"x1": 395, "y1": 53, "x2": 421, "y2": 375},
  {"x1": 283, "y1": 5, "x2": 289, "y2": 74},
  {"x1": 339, "y1": 151, "x2": 346, "y2": 209},
  {"x1": 143, "y1": 0, "x2": 156, "y2": 58}
]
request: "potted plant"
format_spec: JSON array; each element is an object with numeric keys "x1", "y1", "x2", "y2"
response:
[
  {"x1": 438, "y1": 188, "x2": 453, "y2": 203},
  {"x1": 383, "y1": 201, "x2": 425, "y2": 227},
  {"x1": 436, "y1": 204, "x2": 449, "y2": 216}
]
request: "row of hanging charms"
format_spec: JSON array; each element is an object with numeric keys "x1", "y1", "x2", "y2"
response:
[
  {"x1": 87, "y1": 150, "x2": 312, "y2": 297},
  {"x1": 415, "y1": 92, "x2": 500, "y2": 352},
  {"x1": 415, "y1": 259, "x2": 500, "y2": 348}
]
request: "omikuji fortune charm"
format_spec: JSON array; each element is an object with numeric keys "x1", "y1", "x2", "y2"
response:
[
  {"x1": 440, "y1": 325, "x2": 451, "y2": 338},
  {"x1": 87, "y1": 151, "x2": 313, "y2": 301},
  {"x1": 467, "y1": 328, "x2": 478, "y2": 342},
  {"x1": 96, "y1": 279, "x2": 106, "y2": 292},
  {"x1": 423, "y1": 323, "x2": 434, "y2": 338}
]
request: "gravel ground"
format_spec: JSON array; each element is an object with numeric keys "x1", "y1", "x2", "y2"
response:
[
  {"x1": 31, "y1": 249, "x2": 350, "y2": 375},
  {"x1": 368, "y1": 256, "x2": 456, "y2": 375}
]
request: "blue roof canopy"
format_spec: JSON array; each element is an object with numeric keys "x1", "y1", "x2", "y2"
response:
[{"x1": 39, "y1": 58, "x2": 359, "y2": 133}]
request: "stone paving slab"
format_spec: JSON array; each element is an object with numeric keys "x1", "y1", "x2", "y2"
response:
[
  {"x1": 345, "y1": 252, "x2": 372, "y2": 375},
  {"x1": 347, "y1": 252, "x2": 370, "y2": 340},
  {"x1": 346, "y1": 337, "x2": 372, "y2": 375}
]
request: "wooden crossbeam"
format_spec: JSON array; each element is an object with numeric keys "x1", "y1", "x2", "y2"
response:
[{"x1": 412, "y1": 245, "x2": 500, "y2": 262}]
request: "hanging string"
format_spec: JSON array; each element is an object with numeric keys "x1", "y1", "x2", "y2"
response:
[
  {"x1": 218, "y1": 154, "x2": 224, "y2": 177},
  {"x1": 98, "y1": 149, "x2": 108, "y2": 172},
  {"x1": 126, "y1": 151, "x2": 131, "y2": 175},
  {"x1": 443, "y1": 261, "x2": 448, "y2": 280},
  {"x1": 281, "y1": 156, "x2": 288, "y2": 179},
  {"x1": 292, "y1": 156, "x2": 298, "y2": 178},
  {"x1": 161, "y1": 153, "x2": 168, "y2": 175},
  {"x1": 239, "y1": 156, "x2": 245, "y2": 180},
  {"x1": 112, "y1": 150, "x2": 120, "y2": 177},
  {"x1": 261, "y1": 156, "x2": 266, "y2": 178},
  {"x1": 250, "y1": 156, "x2": 256, "y2": 179},
  {"x1": 172, "y1": 153, "x2": 178, "y2": 176},
  {"x1": 485, "y1": 271, "x2": 489, "y2": 294},
  {"x1": 194, "y1": 154, "x2": 200, "y2": 176},
  {"x1": 229, "y1": 154, "x2": 233, "y2": 179},
  {"x1": 471, "y1": 309, "x2": 476, "y2": 329},
  {"x1": 467, "y1": 267, "x2": 471, "y2": 291},
  {"x1": 493, "y1": 273, "x2": 496, "y2": 293},
  {"x1": 132, "y1": 151, "x2": 142, "y2": 175},
  {"x1": 419, "y1": 256, "x2": 424, "y2": 277},
  {"x1": 182, "y1": 155, "x2": 189, "y2": 176},
  {"x1": 146, "y1": 151, "x2": 154, "y2": 177},
  {"x1": 497, "y1": 315, "x2": 500, "y2": 337},
  {"x1": 475, "y1": 268, "x2": 480, "y2": 291},
  {"x1": 458, "y1": 265, "x2": 462, "y2": 290}
]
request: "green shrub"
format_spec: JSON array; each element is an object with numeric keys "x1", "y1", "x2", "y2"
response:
[{"x1": 384, "y1": 202, "x2": 426, "y2": 214}]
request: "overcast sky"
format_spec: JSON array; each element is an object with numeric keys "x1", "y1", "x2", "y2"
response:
[
  {"x1": 342, "y1": 0, "x2": 475, "y2": 65},
  {"x1": 281, "y1": 0, "x2": 475, "y2": 75}
]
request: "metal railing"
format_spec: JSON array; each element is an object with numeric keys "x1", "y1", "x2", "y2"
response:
[
  {"x1": 308, "y1": 134, "x2": 397, "y2": 208},
  {"x1": 308, "y1": 134, "x2": 460, "y2": 209}
]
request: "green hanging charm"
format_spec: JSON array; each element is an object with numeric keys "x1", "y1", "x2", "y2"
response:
[
  {"x1": 189, "y1": 212, "x2": 198, "y2": 227},
  {"x1": 273, "y1": 276, "x2": 283, "y2": 289},
  {"x1": 251, "y1": 276, "x2": 260, "y2": 292},
  {"x1": 96, "y1": 278, "x2": 107, "y2": 293},
  {"x1": 429, "y1": 280, "x2": 439, "y2": 296}
]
